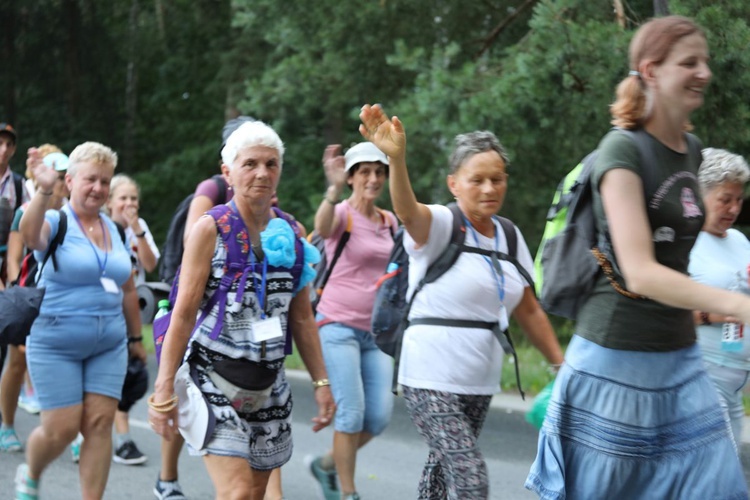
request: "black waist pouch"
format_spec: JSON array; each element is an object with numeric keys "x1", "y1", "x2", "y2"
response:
[{"x1": 211, "y1": 358, "x2": 279, "y2": 391}]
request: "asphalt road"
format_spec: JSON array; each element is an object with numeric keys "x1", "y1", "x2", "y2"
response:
[{"x1": 2, "y1": 358, "x2": 749, "y2": 499}]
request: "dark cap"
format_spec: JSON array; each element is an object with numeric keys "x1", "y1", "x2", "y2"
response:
[
  {"x1": 221, "y1": 115, "x2": 256, "y2": 149},
  {"x1": 0, "y1": 123, "x2": 17, "y2": 143}
]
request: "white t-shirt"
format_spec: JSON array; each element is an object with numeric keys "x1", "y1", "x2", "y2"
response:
[
  {"x1": 689, "y1": 228, "x2": 750, "y2": 370},
  {"x1": 399, "y1": 204, "x2": 534, "y2": 395}
]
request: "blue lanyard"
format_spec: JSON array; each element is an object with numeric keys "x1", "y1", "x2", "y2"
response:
[
  {"x1": 463, "y1": 216, "x2": 505, "y2": 304},
  {"x1": 69, "y1": 208, "x2": 109, "y2": 276},
  {"x1": 249, "y1": 242, "x2": 269, "y2": 319}
]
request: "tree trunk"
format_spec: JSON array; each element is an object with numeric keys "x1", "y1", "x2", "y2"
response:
[
  {"x1": 63, "y1": 0, "x2": 82, "y2": 119},
  {"x1": 0, "y1": 0, "x2": 18, "y2": 124},
  {"x1": 653, "y1": 0, "x2": 670, "y2": 16},
  {"x1": 123, "y1": 0, "x2": 140, "y2": 170},
  {"x1": 613, "y1": 0, "x2": 625, "y2": 28}
]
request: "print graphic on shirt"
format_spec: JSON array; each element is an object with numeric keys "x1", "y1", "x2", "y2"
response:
[
  {"x1": 649, "y1": 171, "x2": 699, "y2": 210},
  {"x1": 680, "y1": 188, "x2": 703, "y2": 218},
  {"x1": 653, "y1": 226, "x2": 676, "y2": 243}
]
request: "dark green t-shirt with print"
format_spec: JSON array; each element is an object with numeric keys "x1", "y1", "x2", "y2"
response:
[{"x1": 576, "y1": 129, "x2": 704, "y2": 351}]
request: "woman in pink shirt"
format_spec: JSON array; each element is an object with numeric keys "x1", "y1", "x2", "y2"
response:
[{"x1": 308, "y1": 142, "x2": 396, "y2": 500}]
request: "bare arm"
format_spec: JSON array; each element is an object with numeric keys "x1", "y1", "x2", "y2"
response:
[
  {"x1": 130, "y1": 220, "x2": 158, "y2": 272},
  {"x1": 512, "y1": 287, "x2": 564, "y2": 365},
  {"x1": 359, "y1": 104, "x2": 432, "y2": 246},
  {"x1": 602, "y1": 168, "x2": 750, "y2": 323},
  {"x1": 6, "y1": 230, "x2": 24, "y2": 284},
  {"x1": 183, "y1": 195, "x2": 215, "y2": 244},
  {"x1": 314, "y1": 145, "x2": 346, "y2": 239},
  {"x1": 122, "y1": 275, "x2": 147, "y2": 363},
  {"x1": 19, "y1": 153, "x2": 57, "y2": 251},
  {"x1": 150, "y1": 216, "x2": 214, "y2": 440},
  {"x1": 288, "y1": 287, "x2": 336, "y2": 432}
]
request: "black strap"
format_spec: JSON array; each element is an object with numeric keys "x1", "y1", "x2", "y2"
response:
[
  {"x1": 12, "y1": 172, "x2": 24, "y2": 211},
  {"x1": 317, "y1": 210, "x2": 352, "y2": 296},
  {"x1": 42, "y1": 210, "x2": 68, "y2": 274},
  {"x1": 213, "y1": 174, "x2": 228, "y2": 204}
]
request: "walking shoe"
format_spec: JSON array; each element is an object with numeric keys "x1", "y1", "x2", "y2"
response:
[
  {"x1": 305, "y1": 455, "x2": 339, "y2": 500},
  {"x1": 70, "y1": 434, "x2": 83, "y2": 463},
  {"x1": 113, "y1": 439, "x2": 148, "y2": 465},
  {"x1": 0, "y1": 427, "x2": 23, "y2": 452},
  {"x1": 17, "y1": 388, "x2": 41, "y2": 415},
  {"x1": 154, "y1": 476, "x2": 187, "y2": 500},
  {"x1": 15, "y1": 464, "x2": 39, "y2": 500}
]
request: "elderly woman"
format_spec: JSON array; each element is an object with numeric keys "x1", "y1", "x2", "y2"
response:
[
  {"x1": 149, "y1": 120, "x2": 335, "y2": 500},
  {"x1": 689, "y1": 147, "x2": 750, "y2": 447},
  {"x1": 0, "y1": 145, "x2": 69, "y2": 453},
  {"x1": 16, "y1": 142, "x2": 145, "y2": 500},
  {"x1": 308, "y1": 142, "x2": 396, "y2": 500},
  {"x1": 359, "y1": 105, "x2": 564, "y2": 499}
]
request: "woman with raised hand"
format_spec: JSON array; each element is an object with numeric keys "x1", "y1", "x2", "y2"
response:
[
  {"x1": 307, "y1": 142, "x2": 396, "y2": 500},
  {"x1": 16, "y1": 142, "x2": 145, "y2": 500},
  {"x1": 688, "y1": 147, "x2": 750, "y2": 448},
  {"x1": 149, "y1": 120, "x2": 335, "y2": 500},
  {"x1": 359, "y1": 104, "x2": 564, "y2": 499},
  {"x1": 524, "y1": 16, "x2": 747, "y2": 498}
]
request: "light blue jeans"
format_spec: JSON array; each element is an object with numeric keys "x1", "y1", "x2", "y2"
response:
[
  {"x1": 703, "y1": 360, "x2": 750, "y2": 448},
  {"x1": 317, "y1": 315, "x2": 394, "y2": 435}
]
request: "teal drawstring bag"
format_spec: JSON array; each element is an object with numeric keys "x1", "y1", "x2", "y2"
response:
[{"x1": 525, "y1": 379, "x2": 555, "y2": 429}]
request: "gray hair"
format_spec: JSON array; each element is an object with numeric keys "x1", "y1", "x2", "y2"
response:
[
  {"x1": 68, "y1": 142, "x2": 117, "y2": 177},
  {"x1": 220, "y1": 121, "x2": 284, "y2": 169},
  {"x1": 448, "y1": 131, "x2": 510, "y2": 174},
  {"x1": 698, "y1": 148, "x2": 750, "y2": 194}
]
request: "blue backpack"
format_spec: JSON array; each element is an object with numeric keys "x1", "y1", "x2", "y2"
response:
[{"x1": 153, "y1": 204, "x2": 304, "y2": 363}]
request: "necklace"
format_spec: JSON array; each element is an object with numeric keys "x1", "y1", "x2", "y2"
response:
[{"x1": 88, "y1": 226, "x2": 94, "y2": 232}]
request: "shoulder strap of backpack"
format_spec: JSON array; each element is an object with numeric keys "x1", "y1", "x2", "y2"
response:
[
  {"x1": 40, "y1": 210, "x2": 68, "y2": 274},
  {"x1": 212, "y1": 174, "x2": 228, "y2": 204},
  {"x1": 12, "y1": 172, "x2": 24, "y2": 211},
  {"x1": 114, "y1": 221, "x2": 127, "y2": 245},
  {"x1": 317, "y1": 207, "x2": 353, "y2": 292}
]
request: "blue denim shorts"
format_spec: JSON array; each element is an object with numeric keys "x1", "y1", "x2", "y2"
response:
[
  {"x1": 27, "y1": 314, "x2": 128, "y2": 410},
  {"x1": 317, "y1": 315, "x2": 394, "y2": 435},
  {"x1": 526, "y1": 335, "x2": 748, "y2": 500}
]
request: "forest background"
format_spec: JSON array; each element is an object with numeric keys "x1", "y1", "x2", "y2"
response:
[{"x1": 2, "y1": 0, "x2": 749, "y2": 347}]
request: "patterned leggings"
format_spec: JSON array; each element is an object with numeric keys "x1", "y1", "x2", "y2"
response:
[{"x1": 402, "y1": 385, "x2": 492, "y2": 500}]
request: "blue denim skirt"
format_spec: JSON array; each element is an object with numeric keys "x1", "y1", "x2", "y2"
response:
[{"x1": 525, "y1": 335, "x2": 748, "y2": 500}]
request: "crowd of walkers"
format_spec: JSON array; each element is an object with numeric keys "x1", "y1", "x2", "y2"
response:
[{"x1": 0, "y1": 13, "x2": 749, "y2": 500}]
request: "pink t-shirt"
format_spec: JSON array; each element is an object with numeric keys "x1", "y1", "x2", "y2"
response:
[{"x1": 316, "y1": 200, "x2": 397, "y2": 332}]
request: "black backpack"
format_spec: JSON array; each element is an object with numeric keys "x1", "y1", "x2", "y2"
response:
[
  {"x1": 371, "y1": 203, "x2": 534, "y2": 395},
  {"x1": 158, "y1": 175, "x2": 227, "y2": 284}
]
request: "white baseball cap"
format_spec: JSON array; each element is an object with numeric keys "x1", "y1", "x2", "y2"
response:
[
  {"x1": 173, "y1": 363, "x2": 216, "y2": 450},
  {"x1": 344, "y1": 142, "x2": 389, "y2": 173},
  {"x1": 42, "y1": 152, "x2": 69, "y2": 172}
]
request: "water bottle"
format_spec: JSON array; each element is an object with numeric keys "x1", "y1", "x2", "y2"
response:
[
  {"x1": 386, "y1": 262, "x2": 399, "y2": 274},
  {"x1": 154, "y1": 299, "x2": 170, "y2": 320},
  {"x1": 722, "y1": 271, "x2": 745, "y2": 352}
]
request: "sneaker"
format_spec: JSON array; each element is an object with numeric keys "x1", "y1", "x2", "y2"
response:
[
  {"x1": 113, "y1": 439, "x2": 148, "y2": 465},
  {"x1": 15, "y1": 464, "x2": 39, "y2": 500},
  {"x1": 343, "y1": 495, "x2": 361, "y2": 500},
  {"x1": 305, "y1": 455, "x2": 339, "y2": 500},
  {"x1": 154, "y1": 476, "x2": 187, "y2": 500},
  {"x1": 17, "y1": 390, "x2": 41, "y2": 415},
  {"x1": 0, "y1": 427, "x2": 23, "y2": 452},
  {"x1": 70, "y1": 434, "x2": 83, "y2": 463}
]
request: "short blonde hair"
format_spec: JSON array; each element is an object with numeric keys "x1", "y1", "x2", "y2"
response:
[{"x1": 68, "y1": 142, "x2": 118, "y2": 177}]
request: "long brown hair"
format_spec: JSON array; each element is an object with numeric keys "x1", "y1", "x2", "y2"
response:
[{"x1": 610, "y1": 16, "x2": 705, "y2": 129}]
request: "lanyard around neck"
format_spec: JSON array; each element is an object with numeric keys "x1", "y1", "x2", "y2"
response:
[
  {"x1": 463, "y1": 216, "x2": 505, "y2": 304},
  {"x1": 69, "y1": 207, "x2": 109, "y2": 276}
]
